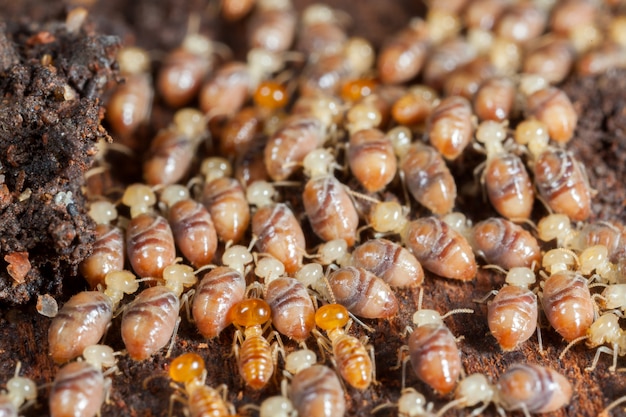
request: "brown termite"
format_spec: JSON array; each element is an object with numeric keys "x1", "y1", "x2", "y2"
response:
[
  {"x1": 495, "y1": 3, "x2": 547, "y2": 43},
  {"x1": 255, "y1": 256, "x2": 315, "y2": 342},
  {"x1": 349, "y1": 238, "x2": 424, "y2": 288},
  {"x1": 247, "y1": 0, "x2": 296, "y2": 53},
  {"x1": 427, "y1": 95, "x2": 474, "y2": 161},
  {"x1": 471, "y1": 217, "x2": 541, "y2": 270},
  {"x1": 49, "y1": 345, "x2": 117, "y2": 417},
  {"x1": 393, "y1": 127, "x2": 457, "y2": 216},
  {"x1": 264, "y1": 115, "x2": 326, "y2": 181},
  {"x1": 246, "y1": 180, "x2": 306, "y2": 274},
  {"x1": 422, "y1": 37, "x2": 477, "y2": 90},
  {"x1": 192, "y1": 266, "x2": 246, "y2": 339},
  {"x1": 302, "y1": 149, "x2": 359, "y2": 246},
  {"x1": 400, "y1": 290, "x2": 473, "y2": 395},
  {"x1": 377, "y1": 18, "x2": 430, "y2": 85},
  {"x1": 402, "y1": 216, "x2": 477, "y2": 281},
  {"x1": 524, "y1": 85, "x2": 578, "y2": 145},
  {"x1": 199, "y1": 61, "x2": 252, "y2": 118},
  {"x1": 159, "y1": 184, "x2": 218, "y2": 269},
  {"x1": 143, "y1": 108, "x2": 207, "y2": 186},
  {"x1": 523, "y1": 37, "x2": 575, "y2": 84},
  {"x1": 483, "y1": 267, "x2": 539, "y2": 351},
  {"x1": 48, "y1": 291, "x2": 113, "y2": 364},
  {"x1": 533, "y1": 147, "x2": 592, "y2": 222},
  {"x1": 157, "y1": 18, "x2": 220, "y2": 108},
  {"x1": 326, "y1": 265, "x2": 399, "y2": 319},
  {"x1": 473, "y1": 76, "x2": 515, "y2": 122},
  {"x1": 79, "y1": 204, "x2": 125, "y2": 289},
  {"x1": 105, "y1": 46, "x2": 153, "y2": 138},
  {"x1": 541, "y1": 269, "x2": 595, "y2": 343},
  {"x1": 201, "y1": 174, "x2": 251, "y2": 245},
  {"x1": 121, "y1": 264, "x2": 196, "y2": 360},
  {"x1": 474, "y1": 120, "x2": 535, "y2": 220},
  {"x1": 436, "y1": 363, "x2": 572, "y2": 417},
  {"x1": 125, "y1": 212, "x2": 177, "y2": 279},
  {"x1": 347, "y1": 127, "x2": 397, "y2": 193}
]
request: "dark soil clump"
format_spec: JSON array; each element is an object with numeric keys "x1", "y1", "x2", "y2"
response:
[{"x1": 0, "y1": 15, "x2": 119, "y2": 303}]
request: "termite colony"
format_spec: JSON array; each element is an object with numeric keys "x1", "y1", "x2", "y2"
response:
[{"x1": 9, "y1": 0, "x2": 626, "y2": 416}]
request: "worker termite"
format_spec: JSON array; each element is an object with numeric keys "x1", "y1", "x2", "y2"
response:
[
  {"x1": 473, "y1": 76, "x2": 515, "y2": 122},
  {"x1": 48, "y1": 291, "x2": 113, "y2": 364},
  {"x1": 121, "y1": 263, "x2": 196, "y2": 360},
  {"x1": 483, "y1": 267, "x2": 539, "y2": 351},
  {"x1": 349, "y1": 238, "x2": 424, "y2": 288},
  {"x1": 524, "y1": 85, "x2": 578, "y2": 145},
  {"x1": 314, "y1": 303, "x2": 374, "y2": 390},
  {"x1": 471, "y1": 217, "x2": 541, "y2": 270},
  {"x1": 474, "y1": 120, "x2": 535, "y2": 220},
  {"x1": 422, "y1": 37, "x2": 477, "y2": 90},
  {"x1": 168, "y1": 352, "x2": 236, "y2": 417},
  {"x1": 393, "y1": 127, "x2": 457, "y2": 216},
  {"x1": 157, "y1": 18, "x2": 220, "y2": 108},
  {"x1": 541, "y1": 270, "x2": 595, "y2": 342},
  {"x1": 401, "y1": 291, "x2": 472, "y2": 395},
  {"x1": 49, "y1": 345, "x2": 117, "y2": 417},
  {"x1": 264, "y1": 115, "x2": 326, "y2": 181},
  {"x1": 105, "y1": 46, "x2": 153, "y2": 139},
  {"x1": 192, "y1": 266, "x2": 246, "y2": 339},
  {"x1": 523, "y1": 38, "x2": 575, "y2": 84},
  {"x1": 159, "y1": 184, "x2": 218, "y2": 269},
  {"x1": 427, "y1": 95, "x2": 474, "y2": 161},
  {"x1": 495, "y1": 3, "x2": 547, "y2": 43},
  {"x1": 125, "y1": 212, "x2": 177, "y2": 279},
  {"x1": 442, "y1": 56, "x2": 497, "y2": 100},
  {"x1": 230, "y1": 298, "x2": 279, "y2": 390},
  {"x1": 247, "y1": 0, "x2": 297, "y2": 53},
  {"x1": 533, "y1": 147, "x2": 592, "y2": 222},
  {"x1": 79, "y1": 206, "x2": 125, "y2": 289},
  {"x1": 536, "y1": 213, "x2": 578, "y2": 248},
  {"x1": 302, "y1": 149, "x2": 359, "y2": 246},
  {"x1": 247, "y1": 181, "x2": 306, "y2": 274},
  {"x1": 347, "y1": 127, "x2": 397, "y2": 193},
  {"x1": 0, "y1": 362, "x2": 37, "y2": 417},
  {"x1": 296, "y1": 3, "x2": 349, "y2": 59},
  {"x1": 258, "y1": 257, "x2": 315, "y2": 342},
  {"x1": 201, "y1": 175, "x2": 251, "y2": 245},
  {"x1": 199, "y1": 61, "x2": 252, "y2": 118},
  {"x1": 436, "y1": 363, "x2": 572, "y2": 416},
  {"x1": 377, "y1": 18, "x2": 431, "y2": 85},
  {"x1": 326, "y1": 265, "x2": 399, "y2": 319},
  {"x1": 143, "y1": 108, "x2": 207, "y2": 186},
  {"x1": 402, "y1": 216, "x2": 477, "y2": 281},
  {"x1": 391, "y1": 85, "x2": 439, "y2": 127},
  {"x1": 575, "y1": 220, "x2": 626, "y2": 265}
]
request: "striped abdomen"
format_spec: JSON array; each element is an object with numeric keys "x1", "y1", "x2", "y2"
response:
[
  {"x1": 484, "y1": 153, "x2": 534, "y2": 220},
  {"x1": 80, "y1": 224, "x2": 125, "y2": 289},
  {"x1": 126, "y1": 213, "x2": 176, "y2": 278},
  {"x1": 192, "y1": 267, "x2": 245, "y2": 339},
  {"x1": 488, "y1": 286, "x2": 538, "y2": 351},
  {"x1": 265, "y1": 277, "x2": 315, "y2": 342},
  {"x1": 290, "y1": 364, "x2": 346, "y2": 417},
  {"x1": 404, "y1": 217, "x2": 476, "y2": 281},
  {"x1": 169, "y1": 199, "x2": 217, "y2": 268},
  {"x1": 122, "y1": 286, "x2": 180, "y2": 360},
  {"x1": 49, "y1": 361, "x2": 104, "y2": 417},
  {"x1": 409, "y1": 323, "x2": 461, "y2": 395},
  {"x1": 238, "y1": 328, "x2": 274, "y2": 390},
  {"x1": 48, "y1": 291, "x2": 113, "y2": 364},
  {"x1": 252, "y1": 203, "x2": 306, "y2": 274}
]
